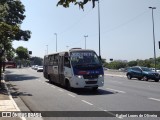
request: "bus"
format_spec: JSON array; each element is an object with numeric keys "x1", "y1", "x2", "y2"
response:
[
  {"x1": 5, "y1": 61, "x2": 17, "y2": 68},
  {"x1": 43, "y1": 48, "x2": 104, "y2": 90}
]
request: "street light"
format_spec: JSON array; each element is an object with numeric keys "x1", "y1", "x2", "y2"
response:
[
  {"x1": 46, "y1": 45, "x2": 48, "y2": 54},
  {"x1": 149, "y1": 7, "x2": 156, "y2": 72},
  {"x1": 84, "y1": 35, "x2": 88, "y2": 49},
  {"x1": 97, "y1": 0, "x2": 101, "y2": 59},
  {"x1": 66, "y1": 46, "x2": 69, "y2": 50},
  {"x1": 54, "y1": 33, "x2": 57, "y2": 52}
]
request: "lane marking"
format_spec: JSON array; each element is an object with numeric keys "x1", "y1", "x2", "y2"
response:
[
  {"x1": 51, "y1": 86, "x2": 55, "y2": 88},
  {"x1": 97, "y1": 107, "x2": 122, "y2": 119},
  {"x1": 106, "y1": 88, "x2": 126, "y2": 93},
  {"x1": 148, "y1": 98, "x2": 160, "y2": 102},
  {"x1": 81, "y1": 100, "x2": 93, "y2": 105},
  {"x1": 58, "y1": 89, "x2": 64, "y2": 92},
  {"x1": 68, "y1": 94, "x2": 76, "y2": 98},
  {"x1": 110, "y1": 81, "x2": 122, "y2": 84}
]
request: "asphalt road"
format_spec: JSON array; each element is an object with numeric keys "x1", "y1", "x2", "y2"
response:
[{"x1": 4, "y1": 68, "x2": 160, "y2": 120}]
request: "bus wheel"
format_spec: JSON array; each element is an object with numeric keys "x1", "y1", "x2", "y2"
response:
[
  {"x1": 48, "y1": 75, "x2": 52, "y2": 83},
  {"x1": 92, "y1": 87, "x2": 98, "y2": 91},
  {"x1": 66, "y1": 80, "x2": 72, "y2": 91}
]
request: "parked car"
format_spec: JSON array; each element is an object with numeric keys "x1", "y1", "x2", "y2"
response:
[
  {"x1": 119, "y1": 68, "x2": 128, "y2": 72},
  {"x1": 31, "y1": 65, "x2": 35, "y2": 69},
  {"x1": 34, "y1": 65, "x2": 38, "y2": 70},
  {"x1": 150, "y1": 68, "x2": 160, "y2": 72},
  {"x1": 126, "y1": 66, "x2": 159, "y2": 82},
  {"x1": 37, "y1": 66, "x2": 43, "y2": 72},
  {"x1": 103, "y1": 67, "x2": 108, "y2": 70}
]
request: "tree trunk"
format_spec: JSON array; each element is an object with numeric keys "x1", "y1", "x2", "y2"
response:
[
  {"x1": 3, "y1": 61, "x2": 5, "y2": 72},
  {"x1": 0, "y1": 58, "x2": 2, "y2": 86}
]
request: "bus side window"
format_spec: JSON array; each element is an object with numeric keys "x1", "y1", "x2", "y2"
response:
[{"x1": 64, "y1": 57, "x2": 71, "y2": 68}]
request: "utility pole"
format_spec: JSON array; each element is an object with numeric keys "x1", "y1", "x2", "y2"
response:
[
  {"x1": 54, "y1": 33, "x2": 57, "y2": 52},
  {"x1": 84, "y1": 35, "x2": 88, "y2": 49},
  {"x1": 98, "y1": 0, "x2": 101, "y2": 59},
  {"x1": 149, "y1": 7, "x2": 156, "y2": 72}
]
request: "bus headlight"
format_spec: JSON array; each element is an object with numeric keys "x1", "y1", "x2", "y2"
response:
[
  {"x1": 75, "y1": 75, "x2": 83, "y2": 79},
  {"x1": 99, "y1": 75, "x2": 103, "y2": 78}
]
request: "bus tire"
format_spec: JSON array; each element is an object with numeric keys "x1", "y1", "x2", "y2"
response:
[
  {"x1": 48, "y1": 75, "x2": 52, "y2": 83},
  {"x1": 92, "y1": 87, "x2": 98, "y2": 91},
  {"x1": 65, "y1": 80, "x2": 72, "y2": 91}
]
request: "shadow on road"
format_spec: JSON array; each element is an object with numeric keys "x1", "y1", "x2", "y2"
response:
[
  {"x1": 6, "y1": 74, "x2": 39, "y2": 81},
  {"x1": 128, "y1": 78, "x2": 160, "y2": 83},
  {"x1": 0, "y1": 81, "x2": 9, "y2": 97},
  {"x1": 6, "y1": 83, "x2": 33, "y2": 98},
  {"x1": 73, "y1": 88, "x2": 116, "y2": 96},
  {"x1": 45, "y1": 81, "x2": 115, "y2": 96}
]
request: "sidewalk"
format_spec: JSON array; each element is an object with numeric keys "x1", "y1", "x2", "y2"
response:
[{"x1": 0, "y1": 73, "x2": 22, "y2": 120}]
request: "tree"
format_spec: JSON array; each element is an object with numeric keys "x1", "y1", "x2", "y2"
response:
[
  {"x1": 57, "y1": 0, "x2": 98, "y2": 9},
  {"x1": 30, "y1": 57, "x2": 43, "y2": 66},
  {"x1": 108, "y1": 61, "x2": 127, "y2": 69},
  {"x1": 16, "y1": 46, "x2": 29, "y2": 60},
  {"x1": 0, "y1": 0, "x2": 31, "y2": 83},
  {"x1": 6, "y1": 48, "x2": 15, "y2": 61},
  {"x1": 16, "y1": 46, "x2": 29, "y2": 68},
  {"x1": 128, "y1": 60, "x2": 137, "y2": 67},
  {"x1": 136, "y1": 59, "x2": 151, "y2": 67}
]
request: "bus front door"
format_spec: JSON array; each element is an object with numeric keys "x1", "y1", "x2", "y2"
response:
[{"x1": 58, "y1": 56, "x2": 65, "y2": 86}]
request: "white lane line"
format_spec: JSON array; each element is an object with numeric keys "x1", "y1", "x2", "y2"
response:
[
  {"x1": 106, "y1": 88, "x2": 126, "y2": 93},
  {"x1": 51, "y1": 86, "x2": 55, "y2": 88},
  {"x1": 97, "y1": 107, "x2": 122, "y2": 119},
  {"x1": 105, "y1": 74, "x2": 125, "y2": 78},
  {"x1": 110, "y1": 81, "x2": 122, "y2": 84},
  {"x1": 68, "y1": 94, "x2": 76, "y2": 98},
  {"x1": 148, "y1": 98, "x2": 160, "y2": 102},
  {"x1": 98, "y1": 107, "x2": 108, "y2": 112},
  {"x1": 81, "y1": 100, "x2": 93, "y2": 105},
  {"x1": 58, "y1": 89, "x2": 64, "y2": 92}
]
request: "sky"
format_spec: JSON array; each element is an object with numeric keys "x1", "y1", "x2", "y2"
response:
[{"x1": 13, "y1": 0, "x2": 160, "y2": 62}]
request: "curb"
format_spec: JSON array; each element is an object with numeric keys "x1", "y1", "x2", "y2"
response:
[{"x1": 0, "y1": 73, "x2": 25, "y2": 120}]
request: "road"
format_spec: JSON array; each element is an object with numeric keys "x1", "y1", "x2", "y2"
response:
[{"x1": 4, "y1": 68, "x2": 160, "y2": 120}]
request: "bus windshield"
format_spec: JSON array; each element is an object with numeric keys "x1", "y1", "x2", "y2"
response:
[{"x1": 70, "y1": 51, "x2": 101, "y2": 67}]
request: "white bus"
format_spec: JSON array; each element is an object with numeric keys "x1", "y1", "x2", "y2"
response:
[{"x1": 43, "y1": 48, "x2": 104, "y2": 90}]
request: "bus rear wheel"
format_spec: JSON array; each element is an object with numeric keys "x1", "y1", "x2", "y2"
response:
[{"x1": 48, "y1": 75, "x2": 53, "y2": 83}]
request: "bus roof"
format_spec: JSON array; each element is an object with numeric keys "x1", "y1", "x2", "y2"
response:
[{"x1": 44, "y1": 49, "x2": 96, "y2": 57}]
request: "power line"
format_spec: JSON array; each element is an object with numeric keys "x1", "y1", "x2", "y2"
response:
[
  {"x1": 101, "y1": 10, "x2": 149, "y2": 35},
  {"x1": 59, "y1": 9, "x2": 93, "y2": 35},
  {"x1": 59, "y1": 0, "x2": 104, "y2": 35}
]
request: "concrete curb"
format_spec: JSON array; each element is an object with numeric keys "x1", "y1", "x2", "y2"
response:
[{"x1": 0, "y1": 73, "x2": 25, "y2": 120}]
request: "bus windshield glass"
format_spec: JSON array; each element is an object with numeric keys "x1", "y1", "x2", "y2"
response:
[{"x1": 70, "y1": 51, "x2": 101, "y2": 68}]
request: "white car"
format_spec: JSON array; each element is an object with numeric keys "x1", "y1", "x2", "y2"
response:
[
  {"x1": 37, "y1": 66, "x2": 43, "y2": 72},
  {"x1": 34, "y1": 65, "x2": 38, "y2": 70}
]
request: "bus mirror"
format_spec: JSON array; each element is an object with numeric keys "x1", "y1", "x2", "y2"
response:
[
  {"x1": 65, "y1": 56, "x2": 70, "y2": 61},
  {"x1": 99, "y1": 56, "x2": 102, "y2": 61}
]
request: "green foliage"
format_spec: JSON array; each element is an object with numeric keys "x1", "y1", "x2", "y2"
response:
[
  {"x1": 57, "y1": 0, "x2": 98, "y2": 9},
  {"x1": 102, "y1": 57, "x2": 160, "y2": 70},
  {"x1": 127, "y1": 60, "x2": 137, "y2": 67},
  {"x1": 101, "y1": 58, "x2": 106, "y2": 65},
  {"x1": 30, "y1": 57, "x2": 43, "y2": 66},
  {"x1": 107, "y1": 61, "x2": 127, "y2": 69},
  {"x1": 0, "y1": 0, "x2": 31, "y2": 52},
  {"x1": 16, "y1": 46, "x2": 29, "y2": 60},
  {"x1": 6, "y1": 49, "x2": 15, "y2": 61}
]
